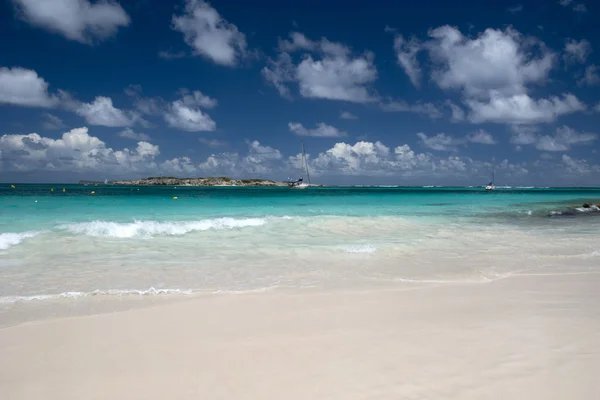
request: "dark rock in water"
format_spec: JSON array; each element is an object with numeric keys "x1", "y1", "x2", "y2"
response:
[{"x1": 583, "y1": 203, "x2": 591, "y2": 208}]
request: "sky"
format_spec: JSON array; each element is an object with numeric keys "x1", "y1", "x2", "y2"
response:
[{"x1": 0, "y1": 0, "x2": 599, "y2": 185}]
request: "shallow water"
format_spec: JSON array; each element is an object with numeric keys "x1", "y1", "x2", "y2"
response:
[{"x1": 1, "y1": 184, "x2": 599, "y2": 324}]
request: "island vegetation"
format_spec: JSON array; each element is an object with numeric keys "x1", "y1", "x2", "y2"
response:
[{"x1": 79, "y1": 177, "x2": 289, "y2": 187}]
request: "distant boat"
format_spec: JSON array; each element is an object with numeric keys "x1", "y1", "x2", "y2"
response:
[
  {"x1": 288, "y1": 141, "x2": 310, "y2": 189},
  {"x1": 104, "y1": 178, "x2": 108, "y2": 185},
  {"x1": 485, "y1": 169, "x2": 495, "y2": 191}
]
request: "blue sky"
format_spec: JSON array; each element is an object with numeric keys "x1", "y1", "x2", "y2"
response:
[{"x1": 0, "y1": 0, "x2": 599, "y2": 185}]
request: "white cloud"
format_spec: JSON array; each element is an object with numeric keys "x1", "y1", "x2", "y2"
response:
[
  {"x1": 578, "y1": 65, "x2": 600, "y2": 86},
  {"x1": 0, "y1": 127, "x2": 160, "y2": 173},
  {"x1": 573, "y1": 3, "x2": 587, "y2": 13},
  {"x1": 158, "y1": 50, "x2": 186, "y2": 60},
  {"x1": 41, "y1": 113, "x2": 66, "y2": 130},
  {"x1": 559, "y1": 0, "x2": 573, "y2": 5},
  {"x1": 467, "y1": 129, "x2": 496, "y2": 145},
  {"x1": 198, "y1": 138, "x2": 227, "y2": 147},
  {"x1": 171, "y1": 0, "x2": 247, "y2": 66},
  {"x1": 198, "y1": 140, "x2": 282, "y2": 176},
  {"x1": 426, "y1": 25, "x2": 555, "y2": 99},
  {"x1": 380, "y1": 100, "x2": 442, "y2": 119},
  {"x1": 564, "y1": 39, "x2": 591, "y2": 64},
  {"x1": 417, "y1": 132, "x2": 464, "y2": 152},
  {"x1": 178, "y1": 89, "x2": 218, "y2": 109},
  {"x1": 75, "y1": 96, "x2": 136, "y2": 127},
  {"x1": 535, "y1": 125, "x2": 597, "y2": 151},
  {"x1": 12, "y1": 0, "x2": 130, "y2": 44},
  {"x1": 340, "y1": 111, "x2": 357, "y2": 120},
  {"x1": 119, "y1": 128, "x2": 151, "y2": 141},
  {"x1": 261, "y1": 53, "x2": 295, "y2": 99},
  {"x1": 0, "y1": 67, "x2": 59, "y2": 108},
  {"x1": 466, "y1": 93, "x2": 585, "y2": 124},
  {"x1": 445, "y1": 101, "x2": 465, "y2": 122},
  {"x1": 124, "y1": 84, "x2": 142, "y2": 97},
  {"x1": 508, "y1": 4, "x2": 523, "y2": 13},
  {"x1": 296, "y1": 53, "x2": 377, "y2": 103},
  {"x1": 393, "y1": 35, "x2": 422, "y2": 87},
  {"x1": 164, "y1": 100, "x2": 216, "y2": 132},
  {"x1": 263, "y1": 33, "x2": 378, "y2": 103},
  {"x1": 511, "y1": 125, "x2": 596, "y2": 151},
  {"x1": 562, "y1": 154, "x2": 598, "y2": 174},
  {"x1": 288, "y1": 122, "x2": 347, "y2": 138}
]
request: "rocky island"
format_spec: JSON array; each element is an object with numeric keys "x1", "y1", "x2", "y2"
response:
[{"x1": 79, "y1": 177, "x2": 289, "y2": 187}]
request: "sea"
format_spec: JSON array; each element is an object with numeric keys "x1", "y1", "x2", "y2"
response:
[{"x1": 1, "y1": 184, "x2": 599, "y2": 326}]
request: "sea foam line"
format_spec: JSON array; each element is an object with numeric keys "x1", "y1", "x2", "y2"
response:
[
  {"x1": 57, "y1": 217, "x2": 267, "y2": 238},
  {"x1": 0, "y1": 287, "x2": 196, "y2": 304},
  {"x1": 0, "y1": 231, "x2": 43, "y2": 250}
]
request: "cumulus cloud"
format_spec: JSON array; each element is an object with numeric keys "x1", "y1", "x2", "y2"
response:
[
  {"x1": 177, "y1": 89, "x2": 218, "y2": 109},
  {"x1": 171, "y1": 0, "x2": 248, "y2": 66},
  {"x1": 12, "y1": 0, "x2": 130, "y2": 44},
  {"x1": 511, "y1": 125, "x2": 596, "y2": 151},
  {"x1": 0, "y1": 67, "x2": 60, "y2": 108},
  {"x1": 340, "y1": 111, "x2": 357, "y2": 120},
  {"x1": 380, "y1": 100, "x2": 442, "y2": 119},
  {"x1": 75, "y1": 96, "x2": 137, "y2": 127},
  {"x1": 417, "y1": 133, "x2": 465, "y2": 152},
  {"x1": 164, "y1": 99, "x2": 216, "y2": 132},
  {"x1": 41, "y1": 113, "x2": 66, "y2": 130},
  {"x1": 288, "y1": 122, "x2": 347, "y2": 138},
  {"x1": 467, "y1": 129, "x2": 496, "y2": 145},
  {"x1": 119, "y1": 128, "x2": 151, "y2": 141},
  {"x1": 158, "y1": 50, "x2": 186, "y2": 60},
  {"x1": 198, "y1": 140, "x2": 282, "y2": 175},
  {"x1": 0, "y1": 127, "x2": 160, "y2": 173},
  {"x1": 577, "y1": 65, "x2": 600, "y2": 86},
  {"x1": 426, "y1": 25, "x2": 555, "y2": 99},
  {"x1": 573, "y1": 3, "x2": 587, "y2": 13},
  {"x1": 263, "y1": 32, "x2": 378, "y2": 103},
  {"x1": 563, "y1": 39, "x2": 591, "y2": 64},
  {"x1": 562, "y1": 154, "x2": 598, "y2": 175},
  {"x1": 466, "y1": 93, "x2": 585, "y2": 124}
]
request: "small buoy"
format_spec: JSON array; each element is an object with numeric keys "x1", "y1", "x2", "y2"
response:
[
  {"x1": 62, "y1": 188, "x2": 66, "y2": 192},
  {"x1": 50, "y1": 188, "x2": 54, "y2": 192},
  {"x1": 35, "y1": 200, "x2": 38, "y2": 203},
  {"x1": 10, "y1": 185, "x2": 15, "y2": 189},
  {"x1": 91, "y1": 191, "x2": 95, "y2": 195},
  {"x1": 173, "y1": 196, "x2": 178, "y2": 200}
]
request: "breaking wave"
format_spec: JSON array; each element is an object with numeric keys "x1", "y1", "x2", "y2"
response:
[
  {"x1": 57, "y1": 218, "x2": 267, "y2": 238},
  {"x1": 0, "y1": 231, "x2": 42, "y2": 250}
]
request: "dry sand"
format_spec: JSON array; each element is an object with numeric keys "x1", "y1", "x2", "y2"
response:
[{"x1": 1, "y1": 273, "x2": 600, "y2": 400}]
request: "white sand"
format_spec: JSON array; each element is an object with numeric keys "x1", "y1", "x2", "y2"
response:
[{"x1": 1, "y1": 273, "x2": 600, "y2": 399}]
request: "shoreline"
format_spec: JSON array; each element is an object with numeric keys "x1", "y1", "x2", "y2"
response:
[{"x1": 2, "y1": 272, "x2": 599, "y2": 399}]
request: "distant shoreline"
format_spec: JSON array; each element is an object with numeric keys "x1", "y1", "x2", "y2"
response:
[{"x1": 79, "y1": 177, "x2": 290, "y2": 187}]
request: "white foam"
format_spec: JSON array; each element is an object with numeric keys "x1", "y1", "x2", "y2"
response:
[
  {"x1": 0, "y1": 231, "x2": 42, "y2": 250},
  {"x1": 342, "y1": 244, "x2": 377, "y2": 253},
  {"x1": 58, "y1": 218, "x2": 267, "y2": 238},
  {"x1": 0, "y1": 287, "x2": 196, "y2": 304},
  {"x1": 575, "y1": 205, "x2": 600, "y2": 213}
]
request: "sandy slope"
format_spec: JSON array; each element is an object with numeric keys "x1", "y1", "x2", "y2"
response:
[{"x1": 1, "y1": 273, "x2": 599, "y2": 400}]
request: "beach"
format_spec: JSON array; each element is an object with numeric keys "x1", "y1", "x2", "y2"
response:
[
  {"x1": 1, "y1": 185, "x2": 600, "y2": 398},
  {"x1": 2, "y1": 272, "x2": 599, "y2": 400}
]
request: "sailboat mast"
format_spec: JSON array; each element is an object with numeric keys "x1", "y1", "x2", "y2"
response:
[{"x1": 302, "y1": 141, "x2": 311, "y2": 185}]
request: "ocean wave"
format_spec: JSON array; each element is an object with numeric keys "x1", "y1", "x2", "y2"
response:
[
  {"x1": 0, "y1": 287, "x2": 196, "y2": 304},
  {"x1": 0, "y1": 231, "x2": 43, "y2": 250},
  {"x1": 341, "y1": 244, "x2": 377, "y2": 253},
  {"x1": 58, "y1": 218, "x2": 267, "y2": 238}
]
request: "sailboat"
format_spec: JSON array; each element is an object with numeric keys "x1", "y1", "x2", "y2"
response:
[
  {"x1": 288, "y1": 141, "x2": 311, "y2": 189},
  {"x1": 104, "y1": 178, "x2": 108, "y2": 185},
  {"x1": 485, "y1": 169, "x2": 495, "y2": 191}
]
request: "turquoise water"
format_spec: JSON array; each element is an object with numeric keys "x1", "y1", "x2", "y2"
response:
[{"x1": 1, "y1": 184, "x2": 600, "y2": 319}]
